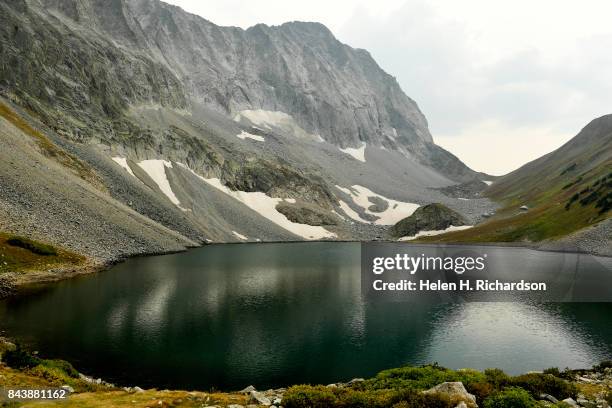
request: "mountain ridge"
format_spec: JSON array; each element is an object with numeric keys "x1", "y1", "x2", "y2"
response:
[{"x1": 3, "y1": 0, "x2": 481, "y2": 181}]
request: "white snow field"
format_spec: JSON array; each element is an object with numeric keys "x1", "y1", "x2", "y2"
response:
[
  {"x1": 339, "y1": 142, "x2": 366, "y2": 162},
  {"x1": 398, "y1": 225, "x2": 473, "y2": 241},
  {"x1": 336, "y1": 185, "x2": 419, "y2": 225},
  {"x1": 236, "y1": 131, "x2": 265, "y2": 142},
  {"x1": 177, "y1": 164, "x2": 336, "y2": 240},
  {"x1": 111, "y1": 157, "x2": 136, "y2": 177},
  {"x1": 232, "y1": 231, "x2": 248, "y2": 241},
  {"x1": 137, "y1": 160, "x2": 188, "y2": 211}
]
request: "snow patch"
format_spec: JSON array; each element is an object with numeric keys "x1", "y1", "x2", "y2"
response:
[
  {"x1": 336, "y1": 185, "x2": 419, "y2": 225},
  {"x1": 232, "y1": 231, "x2": 248, "y2": 241},
  {"x1": 236, "y1": 131, "x2": 265, "y2": 142},
  {"x1": 178, "y1": 164, "x2": 335, "y2": 240},
  {"x1": 398, "y1": 225, "x2": 473, "y2": 241},
  {"x1": 234, "y1": 109, "x2": 293, "y2": 128},
  {"x1": 340, "y1": 142, "x2": 366, "y2": 162},
  {"x1": 458, "y1": 198, "x2": 469, "y2": 201},
  {"x1": 235, "y1": 109, "x2": 321, "y2": 141},
  {"x1": 111, "y1": 157, "x2": 136, "y2": 177},
  {"x1": 284, "y1": 198, "x2": 296, "y2": 203},
  {"x1": 483, "y1": 180, "x2": 493, "y2": 186},
  {"x1": 137, "y1": 160, "x2": 187, "y2": 210}
]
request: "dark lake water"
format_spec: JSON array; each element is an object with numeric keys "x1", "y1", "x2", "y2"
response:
[{"x1": 0, "y1": 242, "x2": 610, "y2": 390}]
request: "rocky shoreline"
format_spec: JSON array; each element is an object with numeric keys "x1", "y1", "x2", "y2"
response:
[{"x1": 0, "y1": 335, "x2": 610, "y2": 408}]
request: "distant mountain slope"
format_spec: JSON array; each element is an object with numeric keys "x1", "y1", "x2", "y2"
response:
[
  {"x1": 421, "y1": 115, "x2": 612, "y2": 249},
  {"x1": 486, "y1": 114, "x2": 612, "y2": 205}
]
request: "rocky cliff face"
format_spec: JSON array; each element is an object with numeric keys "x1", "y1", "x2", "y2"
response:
[
  {"x1": 41, "y1": 0, "x2": 432, "y2": 148},
  {"x1": 0, "y1": 0, "x2": 497, "y2": 267},
  {"x1": 1, "y1": 0, "x2": 478, "y2": 180}
]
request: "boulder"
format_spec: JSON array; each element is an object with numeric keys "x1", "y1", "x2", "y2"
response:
[
  {"x1": 561, "y1": 398, "x2": 579, "y2": 407},
  {"x1": 60, "y1": 385, "x2": 74, "y2": 393},
  {"x1": 539, "y1": 393, "x2": 559, "y2": 403},
  {"x1": 389, "y1": 203, "x2": 468, "y2": 238},
  {"x1": 249, "y1": 390, "x2": 271, "y2": 405},
  {"x1": 240, "y1": 385, "x2": 256, "y2": 394},
  {"x1": 423, "y1": 382, "x2": 477, "y2": 407}
]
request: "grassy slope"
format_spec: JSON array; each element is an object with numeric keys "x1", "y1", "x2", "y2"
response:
[
  {"x1": 420, "y1": 115, "x2": 612, "y2": 243},
  {"x1": 0, "y1": 366, "x2": 247, "y2": 408},
  {"x1": 0, "y1": 233, "x2": 84, "y2": 275}
]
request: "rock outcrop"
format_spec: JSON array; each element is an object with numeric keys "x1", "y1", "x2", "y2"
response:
[
  {"x1": 389, "y1": 203, "x2": 468, "y2": 238},
  {"x1": 0, "y1": 0, "x2": 479, "y2": 181}
]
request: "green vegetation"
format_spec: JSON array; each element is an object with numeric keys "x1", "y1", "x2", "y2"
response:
[
  {"x1": 283, "y1": 364, "x2": 579, "y2": 408},
  {"x1": 419, "y1": 116, "x2": 611, "y2": 244},
  {"x1": 2, "y1": 343, "x2": 93, "y2": 392},
  {"x1": 0, "y1": 340, "x2": 608, "y2": 408},
  {"x1": 482, "y1": 387, "x2": 536, "y2": 408},
  {"x1": 419, "y1": 169, "x2": 611, "y2": 244},
  {"x1": 7, "y1": 236, "x2": 57, "y2": 256},
  {"x1": 0, "y1": 339, "x2": 249, "y2": 408},
  {"x1": 283, "y1": 385, "x2": 455, "y2": 408},
  {"x1": 3, "y1": 344, "x2": 42, "y2": 369},
  {"x1": 0, "y1": 232, "x2": 84, "y2": 274}
]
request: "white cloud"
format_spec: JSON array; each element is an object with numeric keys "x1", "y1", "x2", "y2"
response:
[{"x1": 163, "y1": 0, "x2": 612, "y2": 175}]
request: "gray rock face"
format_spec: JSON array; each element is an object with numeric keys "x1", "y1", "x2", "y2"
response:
[
  {"x1": 423, "y1": 382, "x2": 477, "y2": 407},
  {"x1": 45, "y1": 0, "x2": 431, "y2": 147},
  {"x1": 389, "y1": 203, "x2": 468, "y2": 238},
  {"x1": 1, "y1": 0, "x2": 478, "y2": 181}
]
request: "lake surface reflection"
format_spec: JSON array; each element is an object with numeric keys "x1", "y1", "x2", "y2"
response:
[{"x1": 0, "y1": 242, "x2": 610, "y2": 390}]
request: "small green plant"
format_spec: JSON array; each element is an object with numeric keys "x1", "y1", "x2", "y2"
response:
[
  {"x1": 6, "y1": 236, "x2": 57, "y2": 256},
  {"x1": 41, "y1": 359, "x2": 79, "y2": 378},
  {"x1": 484, "y1": 368, "x2": 511, "y2": 388},
  {"x1": 543, "y1": 367, "x2": 561, "y2": 377},
  {"x1": 2, "y1": 344, "x2": 41, "y2": 369},
  {"x1": 466, "y1": 381, "x2": 495, "y2": 403},
  {"x1": 282, "y1": 385, "x2": 338, "y2": 408},
  {"x1": 483, "y1": 387, "x2": 536, "y2": 408},
  {"x1": 510, "y1": 373, "x2": 577, "y2": 400}
]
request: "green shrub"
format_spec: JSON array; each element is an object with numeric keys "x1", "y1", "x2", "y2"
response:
[
  {"x1": 41, "y1": 359, "x2": 79, "y2": 379},
  {"x1": 483, "y1": 387, "x2": 537, "y2": 408},
  {"x1": 358, "y1": 365, "x2": 486, "y2": 391},
  {"x1": 2, "y1": 344, "x2": 41, "y2": 369},
  {"x1": 6, "y1": 236, "x2": 57, "y2": 256},
  {"x1": 467, "y1": 381, "x2": 495, "y2": 403},
  {"x1": 484, "y1": 368, "x2": 511, "y2": 389},
  {"x1": 543, "y1": 367, "x2": 561, "y2": 377},
  {"x1": 282, "y1": 385, "x2": 455, "y2": 408},
  {"x1": 510, "y1": 373, "x2": 577, "y2": 400},
  {"x1": 593, "y1": 360, "x2": 612, "y2": 372},
  {"x1": 283, "y1": 385, "x2": 338, "y2": 408}
]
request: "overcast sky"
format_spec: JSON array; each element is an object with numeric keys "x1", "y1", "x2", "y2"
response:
[{"x1": 164, "y1": 0, "x2": 612, "y2": 175}]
